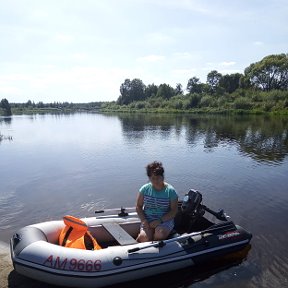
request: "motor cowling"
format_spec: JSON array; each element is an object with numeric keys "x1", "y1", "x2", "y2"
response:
[{"x1": 181, "y1": 189, "x2": 204, "y2": 217}]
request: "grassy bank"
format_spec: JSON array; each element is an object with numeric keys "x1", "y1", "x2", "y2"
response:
[
  {"x1": 101, "y1": 89, "x2": 288, "y2": 115},
  {"x1": 1, "y1": 89, "x2": 287, "y2": 116},
  {"x1": 2, "y1": 105, "x2": 287, "y2": 116},
  {"x1": 100, "y1": 106, "x2": 288, "y2": 115}
]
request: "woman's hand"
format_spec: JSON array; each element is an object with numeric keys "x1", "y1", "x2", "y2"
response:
[
  {"x1": 149, "y1": 219, "x2": 161, "y2": 229},
  {"x1": 141, "y1": 219, "x2": 149, "y2": 229}
]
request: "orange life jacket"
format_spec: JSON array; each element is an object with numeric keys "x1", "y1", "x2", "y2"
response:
[{"x1": 59, "y1": 215, "x2": 102, "y2": 250}]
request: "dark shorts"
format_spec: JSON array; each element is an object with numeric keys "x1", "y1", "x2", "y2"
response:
[{"x1": 140, "y1": 219, "x2": 174, "y2": 232}]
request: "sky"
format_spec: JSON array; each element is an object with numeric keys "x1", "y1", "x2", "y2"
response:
[{"x1": 0, "y1": 0, "x2": 287, "y2": 103}]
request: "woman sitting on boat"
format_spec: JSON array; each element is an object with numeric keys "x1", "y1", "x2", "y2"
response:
[{"x1": 136, "y1": 161, "x2": 179, "y2": 242}]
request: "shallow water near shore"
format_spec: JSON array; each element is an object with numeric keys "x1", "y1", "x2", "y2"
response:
[{"x1": 0, "y1": 112, "x2": 288, "y2": 287}]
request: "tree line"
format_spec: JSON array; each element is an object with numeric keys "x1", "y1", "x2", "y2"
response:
[
  {"x1": 0, "y1": 100, "x2": 103, "y2": 116},
  {"x1": 1, "y1": 53, "x2": 287, "y2": 116},
  {"x1": 116, "y1": 53, "x2": 288, "y2": 106}
]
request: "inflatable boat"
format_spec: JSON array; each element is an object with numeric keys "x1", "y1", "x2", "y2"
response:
[{"x1": 10, "y1": 189, "x2": 252, "y2": 288}]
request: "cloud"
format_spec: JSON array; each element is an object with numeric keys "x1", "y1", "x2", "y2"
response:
[
  {"x1": 136, "y1": 55, "x2": 165, "y2": 63},
  {"x1": 71, "y1": 53, "x2": 88, "y2": 61},
  {"x1": 202, "y1": 61, "x2": 236, "y2": 70},
  {"x1": 0, "y1": 85, "x2": 22, "y2": 95},
  {"x1": 172, "y1": 52, "x2": 193, "y2": 59},
  {"x1": 55, "y1": 33, "x2": 74, "y2": 43},
  {"x1": 42, "y1": 64, "x2": 56, "y2": 69},
  {"x1": 218, "y1": 69, "x2": 242, "y2": 75},
  {"x1": 253, "y1": 41, "x2": 264, "y2": 46},
  {"x1": 171, "y1": 68, "x2": 196, "y2": 76},
  {"x1": 0, "y1": 66, "x2": 142, "y2": 102},
  {"x1": 147, "y1": 0, "x2": 211, "y2": 15},
  {"x1": 220, "y1": 61, "x2": 236, "y2": 67},
  {"x1": 145, "y1": 32, "x2": 174, "y2": 46}
]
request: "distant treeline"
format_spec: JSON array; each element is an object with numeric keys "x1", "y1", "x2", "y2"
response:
[
  {"x1": 1, "y1": 53, "x2": 287, "y2": 116},
  {"x1": 10, "y1": 101, "x2": 103, "y2": 111},
  {"x1": 103, "y1": 53, "x2": 288, "y2": 114},
  {"x1": 0, "y1": 100, "x2": 103, "y2": 116}
]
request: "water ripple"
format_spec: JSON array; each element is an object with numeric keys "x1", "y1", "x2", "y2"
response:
[{"x1": 0, "y1": 191, "x2": 24, "y2": 236}]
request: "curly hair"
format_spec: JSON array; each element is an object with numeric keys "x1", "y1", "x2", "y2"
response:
[{"x1": 146, "y1": 161, "x2": 164, "y2": 177}]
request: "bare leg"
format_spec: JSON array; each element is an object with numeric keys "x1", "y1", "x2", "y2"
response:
[
  {"x1": 154, "y1": 226, "x2": 171, "y2": 241},
  {"x1": 136, "y1": 227, "x2": 154, "y2": 242}
]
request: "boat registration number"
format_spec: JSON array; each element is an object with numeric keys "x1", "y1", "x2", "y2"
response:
[{"x1": 43, "y1": 255, "x2": 102, "y2": 271}]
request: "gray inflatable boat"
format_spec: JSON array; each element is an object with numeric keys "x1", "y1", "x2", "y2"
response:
[{"x1": 10, "y1": 189, "x2": 252, "y2": 288}]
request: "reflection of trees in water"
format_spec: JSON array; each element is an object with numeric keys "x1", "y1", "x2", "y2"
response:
[
  {"x1": 0, "y1": 116, "x2": 13, "y2": 143},
  {"x1": 118, "y1": 113, "x2": 184, "y2": 142},
  {"x1": 238, "y1": 117, "x2": 288, "y2": 163},
  {"x1": 117, "y1": 113, "x2": 288, "y2": 164},
  {"x1": 184, "y1": 115, "x2": 288, "y2": 163},
  {"x1": 0, "y1": 116, "x2": 12, "y2": 125}
]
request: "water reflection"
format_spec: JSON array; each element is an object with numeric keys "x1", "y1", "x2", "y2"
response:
[
  {"x1": 0, "y1": 116, "x2": 12, "y2": 125},
  {"x1": 108, "y1": 245, "x2": 253, "y2": 288},
  {"x1": 117, "y1": 113, "x2": 288, "y2": 165},
  {"x1": 118, "y1": 113, "x2": 176, "y2": 142},
  {"x1": 0, "y1": 116, "x2": 13, "y2": 143}
]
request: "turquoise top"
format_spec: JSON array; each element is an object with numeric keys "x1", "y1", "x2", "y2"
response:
[{"x1": 139, "y1": 182, "x2": 178, "y2": 222}]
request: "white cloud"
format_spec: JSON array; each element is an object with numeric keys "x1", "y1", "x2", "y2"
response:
[
  {"x1": 42, "y1": 64, "x2": 56, "y2": 69},
  {"x1": 0, "y1": 85, "x2": 22, "y2": 95},
  {"x1": 172, "y1": 52, "x2": 193, "y2": 59},
  {"x1": 148, "y1": 0, "x2": 211, "y2": 15},
  {"x1": 136, "y1": 55, "x2": 165, "y2": 63},
  {"x1": 71, "y1": 53, "x2": 88, "y2": 61},
  {"x1": 171, "y1": 68, "x2": 196, "y2": 76},
  {"x1": 220, "y1": 61, "x2": 236, "y2": 67},
  {"x1": 55, "y1": 33, "x2": 74, "y2": 43},
  {"x1": 253, "y1": 41, "x2": 264, "y2": 46},
  {"x1": 218, "y1": 69, "x2": 242, "y2": 75},
  {"x1": 202, "y1": 61, "x2": 236, "y2": 71},
  {"x1": 145, "y1": 32, "x2": 174, "y2": 46},
  {"x1": 0, "y1": 67, "x2": 142, "y2": 102},
  {"x1": 0, "y1": 74, "x2": 33, "y2": 82}
]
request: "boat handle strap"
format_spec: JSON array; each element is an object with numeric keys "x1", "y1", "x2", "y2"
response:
[{"x1": 61, "y1": 227, "x2": 73, "y2": 247}]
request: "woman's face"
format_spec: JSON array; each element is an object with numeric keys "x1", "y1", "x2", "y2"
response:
[{"x1": 150, "y1": 175, "x2": 164, "y2": 190}]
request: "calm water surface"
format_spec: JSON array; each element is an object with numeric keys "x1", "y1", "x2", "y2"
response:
[{"x1": 0, "y1": 113, "x2": 288, "y2": 288}]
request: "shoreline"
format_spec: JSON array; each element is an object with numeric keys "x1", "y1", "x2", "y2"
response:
[
  {"x1": 1, "y1": 106, "x2": 287, "y2": 117},
  {"x1": 0, "y1": 241, "x2": 64, "y2": 288}
]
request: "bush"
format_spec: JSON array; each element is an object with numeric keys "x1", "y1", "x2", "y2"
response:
[
  {"x1": 186, "y1": 94, "x2": 201, "y2": 108},
  {"x1": 233, "y1": 97, "x2": 253, "y2": 110},
  {"x1": 135, "y1": 102, "x2": 146, "y2": 109},
  {"x1": 199, "y1": 95, "x2": 215, "y2": 107},
  {"x1": 148, "y1": 98, "x2": 162, "y2": 108}
]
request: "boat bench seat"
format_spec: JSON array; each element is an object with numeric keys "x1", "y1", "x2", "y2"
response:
[{"x1": 102, "y1": 222, "x2": 138, "y2": 246}]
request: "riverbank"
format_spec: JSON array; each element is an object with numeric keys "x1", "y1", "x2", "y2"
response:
[
  {"x1": 102, "y1": 89, "x2": 288, "y2": 115},
  {"x1": 1, "y1": 106, "x2": 287, "y2": 116},
  {"x1": 0, "y1": 241, "x2": 64, "y2": 288},
  {"x1": 100, "y1": 106, "x2": 288, "y2": 115}
]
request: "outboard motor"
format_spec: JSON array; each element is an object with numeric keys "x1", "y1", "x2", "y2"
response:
[
  {"x1": 181, "y1": 189, "x2": 205, "y2": 217},
  {"x1": 178, "y1": 188, "x2": 229, "y2": 233}
]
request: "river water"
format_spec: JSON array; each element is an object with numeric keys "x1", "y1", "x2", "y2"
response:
[{"x1": 0, "y1": 113, "x2": 287, "y2": 287}]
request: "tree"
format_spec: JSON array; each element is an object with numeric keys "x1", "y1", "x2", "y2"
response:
[
  {"x1": 145, "y1": 83, "x2": 158, "y2": 98},
  {"x1": 156, "y1": 84, "x2": 175, "y2": 99},
  {"x1": 118, "y1": 79, "x2": 132, "y2": 104},
  {"x1": 175, "y1": 83, "x2": 183, "y2": 95},
  {"x1": 219, "y1": 73, "x2": 243, "y2": 93},
  {"x1": 244, "y1": 53, "x2": 288, "y2": 91},
  {"x1": 118, "y1": 78, "x2": 146, "y2": 104},
  {"x1": 186, "y1": 77, "x2": 204, "y2": 94},
  {"x1": 25, "y1": 100, "x2": 31, "y2": 107},
  {"x1": 0, "y1": 98, "x2": 12, "y2": 116},
  {"x1": 206, "y1": 70, "x2": 222, "y2": 94}
]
